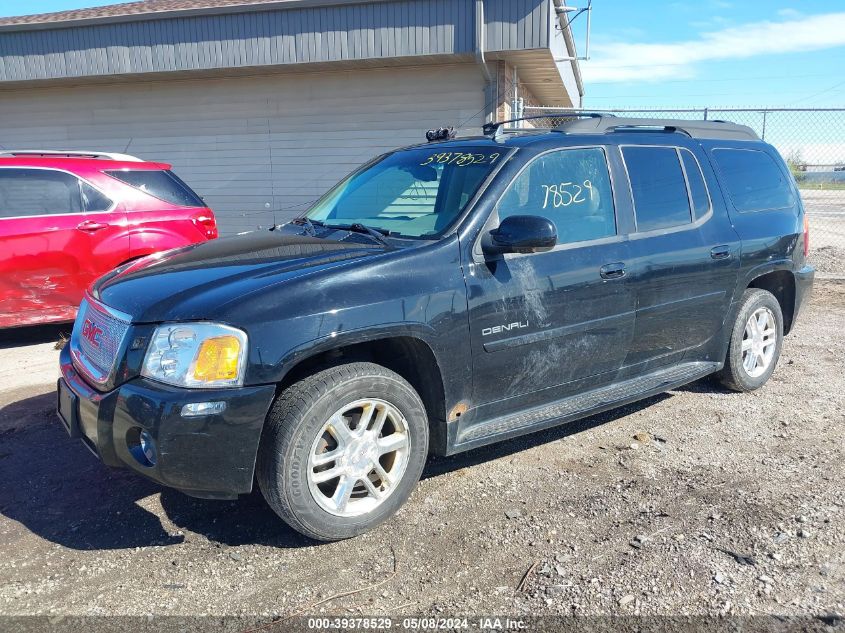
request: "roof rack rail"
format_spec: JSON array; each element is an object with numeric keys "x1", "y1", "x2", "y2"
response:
[
  {"x1": 0, "y1": 149, "x2": 144, "y2": 162},
  {"x1": 554, "y1": 117, "x2": 759, "y2": 141},
  {"x1": 482, "y1": 112, "x2": 612, "y2": 139}
]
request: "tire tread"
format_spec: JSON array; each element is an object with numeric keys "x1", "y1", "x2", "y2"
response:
[
  {"x1": 256, "y1": 361, "x2": 426, "y2": 541},
  {"x1": 717, "y1": 288, "x2": 783, "y2": 392}
]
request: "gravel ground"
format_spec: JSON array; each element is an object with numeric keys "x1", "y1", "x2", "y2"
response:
[
  {"x1": 810, "y1": 245, "x2": 845, "y2": 275},
  {"x1": 0, "y1": 283, "x2": 843, "y2": 621}
]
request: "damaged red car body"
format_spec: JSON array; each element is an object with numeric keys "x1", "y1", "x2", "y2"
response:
[{"x1": 0, "y1": 151, "x2": 216, "y2": 328}]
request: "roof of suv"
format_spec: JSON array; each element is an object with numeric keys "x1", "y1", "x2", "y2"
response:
[
  {"x1": 412, "y1": 116, "x2": 760, "y2": 152},
  {"x1": 0, "y1": 150, "x2": 171, "y2": 170}
]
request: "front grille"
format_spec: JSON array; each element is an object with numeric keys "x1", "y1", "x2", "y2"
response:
[{"x1": 71, "y1": 297, "x2": 131, "y2": 387}]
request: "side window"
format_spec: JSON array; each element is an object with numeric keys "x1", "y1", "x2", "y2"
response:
[
  {"x1": 105, "y1": 169, "x2": 205, "y2": 207},
  {"x1": 0, "y1": 169, "x2": 83, "y2": 218},
  {"x1": 498, "y1": 147, "x2": 616, "y2": 245},
  {"x1": 81, "y1": 182, "x2": 113, "y2": 212},
  {"x1": 712, "y1": 148, "x2": 795, "y2": 212},
  {"x1": 623, "y1": 146, "x2": 692, "y2": 232},
  {"x1": 680, "y1": 149, "x2": 711, "y2": 218}
]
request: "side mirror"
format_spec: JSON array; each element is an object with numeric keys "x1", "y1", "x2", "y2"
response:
[{"x1": 484, "y1": 215, "x2": 557, "y2": 256}]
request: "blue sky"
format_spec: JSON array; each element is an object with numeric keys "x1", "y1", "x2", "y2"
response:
[
  {"x1": 2, "y1": 0, "x2": 844, "y2": 111},
  {"x1": 569, "y1": 0, "x2": 845, "y2": 108}
]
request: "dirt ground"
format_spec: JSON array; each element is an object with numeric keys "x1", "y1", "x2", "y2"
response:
[{"x1": 0, "y1": 284, "x2": 843, "y2": 621}]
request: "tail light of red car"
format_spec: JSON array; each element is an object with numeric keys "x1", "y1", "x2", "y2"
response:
[
  {"x1": 803, "y1": 214, "x2": 809, "y2": 258},
  {"x1": 192, "y1": 211, "x2": 218, "y2": 239}
]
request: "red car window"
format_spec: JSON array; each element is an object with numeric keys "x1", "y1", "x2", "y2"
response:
[
  {"x1": 106, "y1": 169, "x2": 205, "y2": 208},
  {"x1": 0, "y1": 168, "x2": 83, "y2": 217}
]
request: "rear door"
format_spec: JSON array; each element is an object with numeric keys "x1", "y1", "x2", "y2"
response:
[
  {"x1": 0, "y1": 167, "x2": 125, "y2": 326},
  {"x1": 619, "y1": 143, "x2": 740, "y2": 369}
]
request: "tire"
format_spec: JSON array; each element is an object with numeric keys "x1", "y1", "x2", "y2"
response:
[
  {"x1": 256, "y1": 362, "x2": 429, "y2": 541},
  {"x1": 717, "y1": 288, "x2": 784, "y2": 392}
]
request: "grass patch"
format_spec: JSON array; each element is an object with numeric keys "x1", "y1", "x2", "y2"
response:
[{"x1": 798, "y1": 182, "x2": 845, "y2": 191}]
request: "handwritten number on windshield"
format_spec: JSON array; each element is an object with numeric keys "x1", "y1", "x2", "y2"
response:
[
  {"x1": 541, "y1": 180, "x2": 594, "y2": 209},
  {"x1": 420, "y1": 152, "x2": 500, "y2": 167}
]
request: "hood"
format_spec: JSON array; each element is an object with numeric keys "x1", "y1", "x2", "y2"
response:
[{"x1": 94, "y1": 231, "x2": 383, "y2": 323}]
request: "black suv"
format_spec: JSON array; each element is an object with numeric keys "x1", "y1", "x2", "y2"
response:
[{"x1": 58, "y1": 116, "x2": 814, "y2": 541}]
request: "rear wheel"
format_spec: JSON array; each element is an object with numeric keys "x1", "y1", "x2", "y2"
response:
[
  {"x1": 717, "y1": 288, "x2": 783, "y2": 392},
  {"x1": 257, "y1": 362, "x2": 429, "y2": 541}
]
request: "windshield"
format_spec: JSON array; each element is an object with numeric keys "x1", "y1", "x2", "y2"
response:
[{"x1": 305, "y1": 146, "x2": 506, "y2": 238}]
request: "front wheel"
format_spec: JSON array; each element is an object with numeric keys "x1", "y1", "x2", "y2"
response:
[
  {"x1": 256, "y1": 362, "x2": 429, "y2": 541},
  {"x1": 717, "y1": 288, "x2": 784, "y2": 392}
]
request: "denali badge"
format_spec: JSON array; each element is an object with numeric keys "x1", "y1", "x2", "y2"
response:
[
  {"x1": 82, "y1": 319, "x2": 103, "y2": 348},
  {"x1": 482, "y1": 321, "x2": 529, "y2": 337}
]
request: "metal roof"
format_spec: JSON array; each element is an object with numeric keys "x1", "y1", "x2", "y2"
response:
[{"x1": 0, "y1": 0, "x2": 379, "y2": 29}]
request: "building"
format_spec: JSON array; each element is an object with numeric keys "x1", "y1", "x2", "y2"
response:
[{"x1": 0, "y1": 0, "x2": 583, "y2": 234}]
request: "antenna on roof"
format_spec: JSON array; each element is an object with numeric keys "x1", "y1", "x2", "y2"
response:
[{"x1": 554, "y1": 0, "x2": 592, "y2": 62}]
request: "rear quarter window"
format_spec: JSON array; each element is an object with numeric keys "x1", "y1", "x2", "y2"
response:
[
  {"x1": 712, "y1": 148, "x2": 795, "y2": 212},
  {"x1": 106, "y1": 169, "x2": 205, "y2": 208}
]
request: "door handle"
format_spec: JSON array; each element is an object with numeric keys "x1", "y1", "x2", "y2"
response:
[
  {"x1": 710, "y1": 245, "x2": 731, "y2": 260},
  {"x1": 599, "y1": 262, "x2": 626, "y2": 280},
  {"x1": 77, "y1": 220, "x2": 109, "y2": 232}
]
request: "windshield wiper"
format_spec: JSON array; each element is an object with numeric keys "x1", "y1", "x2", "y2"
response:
[
  {"x1": 326, "y1": 222, "x2": 393, "y2": 247},
  {"x1": 289, "y1": 217, "x2": 326, "y2": 236}
]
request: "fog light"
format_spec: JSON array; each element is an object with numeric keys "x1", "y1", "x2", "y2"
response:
[
  {"x1": 181, "y1": 401, "x2": 227, "y2": 417},
  {"x1": 139, "y1": 430, "x2": 157, "y2": 466}
]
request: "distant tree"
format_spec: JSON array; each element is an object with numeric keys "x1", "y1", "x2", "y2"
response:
[{"x1": 785, "y1": 149, "x2": 808, "y2": 182}]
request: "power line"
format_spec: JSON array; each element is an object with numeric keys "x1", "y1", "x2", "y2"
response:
[
  {"x1": 788, "y1": 79, "x2": 845, "y2": 105},
  {"x1": 574, "y1": 71, "x2": 845, "y2": 86}
]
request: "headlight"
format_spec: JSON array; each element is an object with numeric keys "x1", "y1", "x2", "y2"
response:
[{"x1": 141, "y1": 323, "x2": 248, "y2": 388}]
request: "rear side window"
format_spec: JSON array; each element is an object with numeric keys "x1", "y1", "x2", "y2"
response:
[
  {"x1": 623, "y1": 146, "x2": 692, "y2": 232},
  {"x1": 680, "y1": 149, "x2": 711, "y2": 218},
  {"x1": 0, "y1": 168, "x2": 82, "y2": 217},
  {"x1": 712, "y1": 148, "x2": 795, "y2": 212},
  {"x1": 106, "y1": 169, "x2": 205, "y2": 207},
  {"x1": 498, "y1": 147, "x2": 616, "y2": 245},
  {"x1": 81, "y1": 182, "x2": 113, "y2": 212}
]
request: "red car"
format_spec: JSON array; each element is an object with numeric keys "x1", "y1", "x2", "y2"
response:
[{"x1": 0, "y1": 150, "x2": 217, "y2": 328}]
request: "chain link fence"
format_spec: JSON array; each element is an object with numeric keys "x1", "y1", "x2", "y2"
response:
[{"x1": 520, "y1": 107, "x2": 845, "y2": 275}]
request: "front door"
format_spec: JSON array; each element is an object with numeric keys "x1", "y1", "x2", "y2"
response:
[
  {"x1": 463, "y1": 146, "x2": 635, "y2": 424},
  {"x1": 0, "y1": 167, "x2": 125, "y2": 326}
]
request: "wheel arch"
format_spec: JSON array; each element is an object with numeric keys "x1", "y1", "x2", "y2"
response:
[
  {"x1": 746, "y1": 269, "x2": 797, "y2": 334},
  {"x1": 274, "y1": 335, "x2": 449, "y2": 456}
]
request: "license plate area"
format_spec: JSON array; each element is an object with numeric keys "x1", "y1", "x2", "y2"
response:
[{"x1": 57, "y1": 378, "x2": 81, "y2": 439}]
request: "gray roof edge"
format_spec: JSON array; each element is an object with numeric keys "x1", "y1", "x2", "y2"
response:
[
  {"x1": 557, "y1": 117, "x2": 760, "y2": 141},
  {"x1": 0, "y1": 0, "x2": 396, "y2": 33}
]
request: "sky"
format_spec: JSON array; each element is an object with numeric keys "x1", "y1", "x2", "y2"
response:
[
  {"x1": 1, "y1": 0, "x2": 844, "y2": 161},
  {"x1": 567, "y1": 0, "x2": 845, "y2": 109}
]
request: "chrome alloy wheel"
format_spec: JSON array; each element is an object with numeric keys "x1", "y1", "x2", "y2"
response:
[
  {"x1": 741, "y1": 307, "x2": 777, "y2": 378},
  {"x1": 307, "y1": 399, "x2": 411, "y2": 517}
]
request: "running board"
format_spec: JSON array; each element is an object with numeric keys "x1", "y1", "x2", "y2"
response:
[{"x1": 455, "y1": 361, "x2": 720, "y2": 449}]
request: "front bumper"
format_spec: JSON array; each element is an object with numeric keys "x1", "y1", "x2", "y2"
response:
[{"x1": 57, "y1": 344, "x2": 277, "y2": 499}]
